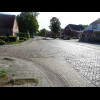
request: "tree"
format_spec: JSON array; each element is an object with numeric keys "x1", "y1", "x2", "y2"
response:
[
  {"x1": 31, "y1": 12, "x2": 39, "y2": 17},
  {"x1": 19, "y1": 12, "x2": 39, "y2": 17},
  {"x1": 79, "y1": 24, "x2": 88, "y2": 28},
  {"x1": 38, "y1": 28, "x2": 49, "y2": 36},
  {"x1": 17, "y1": 12, "x2": 39, "y2": 36},
  {"x1": 49, "y1": 17, "x2": 61, "y2": 39}
]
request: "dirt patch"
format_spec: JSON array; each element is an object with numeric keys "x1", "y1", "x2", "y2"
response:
[
  {"x1": 3, "y1": 58, "x2": 15, "y2": 61},
  {"x1": 8, "y1": 78, "x2": 39, "y2": 86}
]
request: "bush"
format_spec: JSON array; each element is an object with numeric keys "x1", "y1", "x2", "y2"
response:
[
  {"x1": 64, "y1": 37, "x2": 71, "y2": 40},
  {"x1": 0, "y1": 36, "x2": 8, "y2": 42},
  {"x1": 72, "y1": 37, "x2": 79, "y2": 39},
  {"x1": 24, "y1": 38, "x2": 28, "y2": 41},
  {"x1": 0, "y1": 39, "x2": 6, "y2": 45},
  {"x1": 56, "y1": 36, "x2": 60, "y2": 38},
  {"x1": 8, "y1": 36, "x2": 17, "y2": 42},
  {"x1": 19, "y1": 33, "x2": 30, "y2": 38},
  {"x1": 19, "y1": 37, "x2": 28, "y2": 41},
  {"x1": 19, "y1": 37, "x2": 24, "y2": 40},
  {"x1": 19, "y1": 40, "x2": 24, "y2": 42}
]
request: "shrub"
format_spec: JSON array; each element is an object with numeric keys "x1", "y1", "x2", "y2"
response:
[
  {"x1": 0, "y1": 39, "x2": 6, "y2": 45},
  {"x1": 72, "y1": 37, "x2": 79, "y2": 39},
  {"x1": 64, "y1": 37, "x2": 71, "y2": 40},
  {"x1": 8, "y1": 36, "x2": 17, "y2": 42},
  {"x1": 19, "y1": 33, "x2": 30, "y2": 38},
  {"x1": 19, "y1": 37, "x2": 25, "y2": 40},
  {"x1": 19, "y1": 40, "x2": 24, "y2": 42},
  {"x1": 19, "y1": 37, "x2": 28, "y2": 41},
  {"x1": 0, "y1": 36, "x2": 8, "y2": 42},
  {"x1": 56, "y1": 36, "x2": 60, "y2": 38},
  {"x1": 42, "y1": 37, "x2": 47, "y2": 40},
  {"x1": 24, "y1": 38, "x2": 28, "y2": 41}
]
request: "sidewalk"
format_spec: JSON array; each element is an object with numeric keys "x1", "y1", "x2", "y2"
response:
[{"x1": 0, "y1": 56, "x2": 52, "y2": 87}]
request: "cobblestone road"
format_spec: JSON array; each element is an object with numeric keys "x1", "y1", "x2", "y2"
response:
[{"x1": 0, "y1": 37, "x2": 100, "y2": 86}]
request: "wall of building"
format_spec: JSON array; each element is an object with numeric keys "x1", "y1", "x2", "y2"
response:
[
  {"x1": 0, "y1": 28, "x2": 12, "y2": 36},
  {"x1": 84, "y1": 24, "x2": 100, "y2": 31}
]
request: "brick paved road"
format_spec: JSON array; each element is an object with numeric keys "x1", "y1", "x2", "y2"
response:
[{"x1": 0, "y1": 37, "x2": 100, "y2": 86}]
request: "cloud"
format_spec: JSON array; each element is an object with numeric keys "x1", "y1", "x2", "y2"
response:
[{"x1": 0, "y1": 12, "x2": 21, "y2": 15}]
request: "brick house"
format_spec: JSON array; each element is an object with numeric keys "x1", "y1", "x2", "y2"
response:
[
  {"x1": 62, "y1": 24, "x2": 84, "y2": 38},
  {"x1": 0, "y1": 14, "x2": 19, "y2": 37}
]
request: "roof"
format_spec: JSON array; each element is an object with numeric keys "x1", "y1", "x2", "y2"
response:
[
  {"x1": 0, "y1": 14, "x2": 15, "y2": 29},
  {"x1": 90, "y1": 18, "x2": 100, "y2": 25},
  {"x1": 66, "y1": 24, "x2": 84, "y2": 31}
]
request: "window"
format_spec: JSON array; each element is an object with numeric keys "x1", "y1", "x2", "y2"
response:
[
  {"x1": 15, "y1": 24, "x2": 17, "y2": 29},
  {"x1": 92, "y1": 25, "x2": 97, "y2": 29}
]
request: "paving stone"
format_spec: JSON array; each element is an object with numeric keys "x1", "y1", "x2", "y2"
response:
[
  {"x1": 22, "y1": 71, "x2": 29, "y2": 74},
  {"x1": 27, "y1": 84, "x2": 32, "y2": 87},
  {"x1": 1, "y1": 37, "x2": 99, "y2": 87},
  {"x1": 22, "y1": 84, "x2": 28, "y2": 87}
]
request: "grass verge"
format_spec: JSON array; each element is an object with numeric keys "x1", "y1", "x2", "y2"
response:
[{"x1": 5, "y1": 41, "x2": 24, "y2": 45}]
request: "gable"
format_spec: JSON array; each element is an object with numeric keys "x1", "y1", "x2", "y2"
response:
[
  {"x1": 65, "y1": 24, "x2": 84, "y2": 31},
  {"x1": 90, "y1": 18, "x2": 100, "y2": 25},
  {"x1": 69, "y1": 24, "x2": 84, "y2": 31},
  {"x1": 13, "y1": 17, "x2": 19, "y2": 33}
]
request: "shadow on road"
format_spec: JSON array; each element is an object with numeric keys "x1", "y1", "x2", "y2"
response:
[
  {"x1": 36, "y1": 38, "x2": 57, "y2": 41},
  {"x1": 78, "y1": 41, "x2": 100, "y2": 45}
]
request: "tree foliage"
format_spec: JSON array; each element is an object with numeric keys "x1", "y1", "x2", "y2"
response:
[
  {"x1": 31, "y1": 12, "x2": 39, "y2": 17},
  {"x1": 49, "y1": 17, "x2": 61, "y2": 38},
  {"x1": 79, "y1": 24, "x2": 88, "y2": 28},
  {"x1": 17, "y1": 12, "x2": 39, "y2": 36},
  {"x1": 38, "y1": 28, "x2": 49, "y2": 36}
]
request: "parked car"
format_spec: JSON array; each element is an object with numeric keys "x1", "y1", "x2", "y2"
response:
[{"x1": 31, "y1": 35, "x2": 35, "y2": 38}]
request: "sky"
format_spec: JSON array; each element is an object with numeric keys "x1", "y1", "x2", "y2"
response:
[{"x1": 1, "y1": 12, "x2": 100, "y2": 31}]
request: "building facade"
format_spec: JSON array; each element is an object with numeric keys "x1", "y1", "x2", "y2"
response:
[
  {"x1": 0, "y1": 14, "x2": 19, "y2": 37},
  {"x1": 79, "y1": 18, "x2": 100, "y2": 42},
  {"x1": 63, "y1": 24, "x2": 84, "y2": 39}
]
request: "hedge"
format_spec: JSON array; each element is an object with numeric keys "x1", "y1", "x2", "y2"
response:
[
  {"x1": 72, "y1": 37, "x2": 79, "y2": 39},
  {"x1": 0, "y1": 39, "x2": 6, "y2": 45},
  {"x1": 0, "y1": 36, "x2": 8, "y2": 42},
  {"x1": 8, "y1": 36, "x2": 17, "y2": 42},
  {"x1": 64, "y1": 37, "x2": 71, "y2": 40},
  {"x1": 19, "y1": 37, "x2": 28, "y2": 41},
  {"x1": 0, "y1": 36, "x2": 17, "y2": 42},
  {"x1": 19, "y1": 37, "x2": 25, "y2": 40},
  {"x1": 19, "y1": 33, "x2": 30, "y2": 38}
]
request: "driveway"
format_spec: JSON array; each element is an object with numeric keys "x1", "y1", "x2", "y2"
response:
[{"x1": 0, "y1": 37, "x2": 100, "y2": 87}]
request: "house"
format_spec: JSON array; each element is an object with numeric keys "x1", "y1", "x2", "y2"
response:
[
  {"x1": 58, "y1": 28, "x2": 64, "y2": 39},
  {"x1": 79, "y1": 18, "x2": 100, "y2": 42},
  {"x1": 62, "y1": 24, "x2": 84, "y2": 39},
  {"x1": 0, "y1": 14, "x2": 19, "y2": 37}
]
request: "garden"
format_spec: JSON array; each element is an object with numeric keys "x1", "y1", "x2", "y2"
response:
[{"x1": 0, "y1": 32, "x2": 30, "y2": 45}]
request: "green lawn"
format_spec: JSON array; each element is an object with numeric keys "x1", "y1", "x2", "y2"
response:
[{"x1": 5, "y1": 40, "x2": 24, "y2": 45}]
